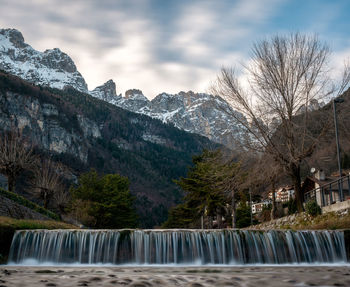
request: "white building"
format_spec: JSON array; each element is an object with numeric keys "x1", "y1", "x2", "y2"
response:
[
  {"x1": 269, "y1": 186, "x2": 295, "y2": 203},
  {"x1": 252, "y1": 200, "x2": 271, "y2": 214}
]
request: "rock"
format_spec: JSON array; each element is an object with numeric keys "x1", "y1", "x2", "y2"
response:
[{"x1": 90, "y1": 80, "x2": 120, "y2": 103}]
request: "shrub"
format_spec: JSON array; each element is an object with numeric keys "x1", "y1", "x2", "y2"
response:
[
  {"x1": 287, "y1": 198, "x2": 297, "y2": 215},
  {"x1": 305, "y1": 200, "x2": 322, "y2": 217},
  {"x1": 236, "y1": 202, "x2": 251, "y2": 228}
]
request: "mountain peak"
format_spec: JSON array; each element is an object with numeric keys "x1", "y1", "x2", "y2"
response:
[
  {"x1": 90, "y1": 79, "x2": 119, "y2": 103},
  {"x1": 0, "y1": 28, "x2": 26, "y2": 48},
  {"x1": 41, "y1": 47, "x2": 78, "y2": 74},
  {"x1": 0, "y1": 28, "x2": 88, "y2": 92},
  {"x1": 125, "y1": 89, "x2": 148, "y2": 101}
]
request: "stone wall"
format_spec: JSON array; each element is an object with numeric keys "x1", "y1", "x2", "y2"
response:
[
  {"x1": 246, "y1": 213, "x2": 313, "y2": 230},
  {"x1": 0, "y1": 195, "x2": 51, "y2": 221},
  {"x1": 322, "y1": 200, "x2": 350, "y2": 213}
]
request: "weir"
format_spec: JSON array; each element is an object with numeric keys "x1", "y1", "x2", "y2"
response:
[{"x1": 9, "y1": 229, "x2": 347, "y2": 265}]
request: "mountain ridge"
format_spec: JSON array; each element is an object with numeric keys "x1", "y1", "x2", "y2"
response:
[{"x1": 0, "y1": 28, "x2": 243, "y2": 149}]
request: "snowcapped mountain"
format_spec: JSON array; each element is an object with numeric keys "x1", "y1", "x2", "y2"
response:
[
  {"x1": 0, "y1": 28, "x2": 88, "y2": 93},
  {"x1": 113, "y1": 90, "x2": 244, "y2": 149},
  {"x1": 88, "y1": 79, "x2": 243, "y2": 148},
  {"x1": 0, "y1": 28, "x2": 243, "y2": 149}
]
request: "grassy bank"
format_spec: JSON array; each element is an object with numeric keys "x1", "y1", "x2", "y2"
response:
[
  {"x1": 285, "y1": 211, "x2": 350, "y2": 230},
  {"x1": 273, "y1": 211, "x2": 350, "y2": 230},
  {"x1": 0, "y1": 216, "x2": 77, "y2": 264},
  {"x1": 0, "y1": 216, "x2": 76, "y2": 229},
  {"x1": 0, "y1": 188, "x2": 60, "y2": 220}
]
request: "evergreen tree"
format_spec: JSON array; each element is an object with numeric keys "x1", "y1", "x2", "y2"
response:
[
  {"x1": 163, "y1": 149, "x2": 243, "y2": 228},
  {"x1": 70, "y1": 170, "x2": 138, "y2": 228},
  {"x1": 235, "y1": 193, "x2": 251, "y2": 228}
]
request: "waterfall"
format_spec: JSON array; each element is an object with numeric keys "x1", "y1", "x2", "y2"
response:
[{"x1": 8, "y1": 229, "x2": 347, "y2": 265}]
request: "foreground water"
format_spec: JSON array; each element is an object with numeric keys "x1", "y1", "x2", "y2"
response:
[
  {"x1": 9, "y1": 229, "x2": 347, "y2": 265},
  {"x1": 2, "y1": 266, "x2": 350, "y2": 287}
]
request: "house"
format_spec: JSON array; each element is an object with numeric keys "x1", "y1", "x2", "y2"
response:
[
  {"x1": 252, "y1": 200, "x2": 271, "y2": 214},
  {"x1": 268, "y1": 186, "x2": 295, "y2": 203},
  {"x1": 302, "y1": 170, "x2": 350, "y2": 207}
]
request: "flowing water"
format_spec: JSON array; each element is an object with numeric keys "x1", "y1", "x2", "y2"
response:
[{"x1": 8, "y1": 229, "x2": 347, "y2": 265}]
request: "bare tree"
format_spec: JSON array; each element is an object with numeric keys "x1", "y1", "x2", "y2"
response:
[
  {"x1": 213, "y1": 33, "x2": 350, "y2": 212},
  {"x1": 0, "y1": 129, "x2": 37, "y2": 192},
  {"x1": 31, "y1": 158, "x2": 66, "y2": 209},
  {"x1": 53, "y1": 188, "x2": 70, "y2": 213},
  {"x1": 249, "y1": 154, "x2": 285, "y2": 220}
]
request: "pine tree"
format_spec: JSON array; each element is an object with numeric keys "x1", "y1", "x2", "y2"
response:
[
  {"x1": 163, "y1": 149, "x2": 243, "y2": 228},
  {"x1": 70, "y1": 170, "x2": 138, "y2": 228}
]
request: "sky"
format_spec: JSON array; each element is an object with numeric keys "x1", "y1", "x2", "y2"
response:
[{"x1": 0, "y1": 0, "x2": 349, "y2": 99}]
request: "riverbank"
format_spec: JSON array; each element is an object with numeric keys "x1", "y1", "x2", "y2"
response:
[
  {"x1": 1, "y1": 266, "x2": 350, "y2": 287},
  {"x1": 246, "y1": 209, "x2": 350, "y2": 230}
]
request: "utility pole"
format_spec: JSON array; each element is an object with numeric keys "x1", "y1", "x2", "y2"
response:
[
  {"x1": 249, "y1": 187, "x2": 253, "y2": 226},
  {"x1": 232, "y1": 189, "x2": 236, "y2": 229},
  {"x1": 333, "y1": 98, "x2": 344, "y2": 201}
]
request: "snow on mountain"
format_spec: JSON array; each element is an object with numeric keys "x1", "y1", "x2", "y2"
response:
[
  {"x1": 89, "y1": 79, "x2": 244, "y2": 149},
  {"x1": 117, "y1": 89, "x2": 150, "y2": 112},
  {"x1": 0, "y1": 28, "x2": 88, "y2": 92},
  {"x1": 110, "y1": 90, "x2": 244, "y2": 149}
]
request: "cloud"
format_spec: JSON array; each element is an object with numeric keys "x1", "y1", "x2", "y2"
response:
[{"x1": 0, "y1": 0, "x2": 349, "y2": 98}]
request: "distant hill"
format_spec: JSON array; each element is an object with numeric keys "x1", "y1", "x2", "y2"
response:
[{"x1": 0, "y1": 71, "x2": 219, "y2": 227}]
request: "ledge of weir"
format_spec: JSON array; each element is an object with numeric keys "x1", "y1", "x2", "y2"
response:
[{"x1": 7, "y1": 229, "x2": 350, "y2": 264}]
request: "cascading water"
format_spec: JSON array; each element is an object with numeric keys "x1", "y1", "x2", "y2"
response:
[{"x1": 8, "y1": 229, "x2": 347, "y2": 265}]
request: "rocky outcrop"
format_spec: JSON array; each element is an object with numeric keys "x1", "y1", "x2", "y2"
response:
[
  {"x1": 122, "y1": 89, "x2": 150, "y2": 112},
  {"x1": 246, "y1": 209, "x2": 350, "y2": 230},
  {"x1": 0, "y1": 28, "x2": 88, "y2": 92},
  {"x1": 90, "y1": 79, "x2": 120, "y2": 103},
  {"x1": 0, "y1": 90, "x2": 96, "y2": 162}
]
